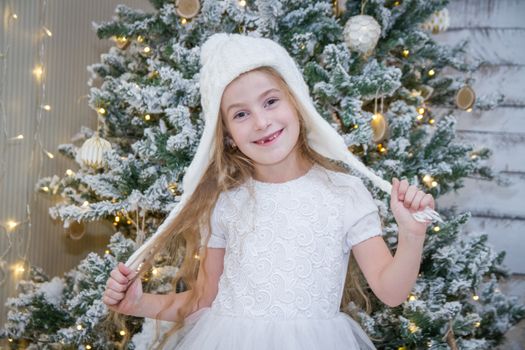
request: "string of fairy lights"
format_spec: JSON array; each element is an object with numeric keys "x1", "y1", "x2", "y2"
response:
[{"x1": 0, "y1": 1, "x2": 54, "y2": 288}]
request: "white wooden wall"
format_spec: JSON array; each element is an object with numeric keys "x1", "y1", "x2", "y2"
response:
[{"x1": 436, "y1": 0, "x2": 525, "y2": 274}]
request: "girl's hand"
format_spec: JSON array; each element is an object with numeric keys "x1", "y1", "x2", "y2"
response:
[
  {"x1": 103, "y1": 262, "x2": 143, "y2": 315},
  {"x1": 390, "y1": 178, "x2": 435, "y2": 237}
]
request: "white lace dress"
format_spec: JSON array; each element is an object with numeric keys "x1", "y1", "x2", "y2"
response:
[{"x1": 164, "y1": 164, "x2": 382, "y2": 349}]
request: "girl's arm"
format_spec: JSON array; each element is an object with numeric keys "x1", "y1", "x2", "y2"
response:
[
  {"x1": 351, "y1": 178, "x2": 433, "y2": 307},
  {"x1": 103, "y1": 247, "x2": 225, "y2": 320}
]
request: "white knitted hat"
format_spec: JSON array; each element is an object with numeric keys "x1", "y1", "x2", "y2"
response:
[{"x1": 126, "y1": 33, "x2": 441, "y2": 270}]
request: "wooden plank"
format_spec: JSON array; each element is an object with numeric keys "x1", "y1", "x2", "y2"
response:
[
  {"x1": 447, "y1": 0, "x2": 525, "y2": 29},
  {"x1": 434, "y1": 28, "x2": 525, "y2": 66},
  {"x1": 459, "y1": 216, "x2": 525, "y2": 274},
  {"x1": 453, "y1": 107, "x2": 525, "y2": 134},
  {"x1": 453, "y1": 130, "x2": 525, "y2": 173},
  {"x1": 439, "y1": 174, "x2": 525, "y2": 221},
  {"x1": 468, "y1": 65, "x2": 525, "y2": 106}
]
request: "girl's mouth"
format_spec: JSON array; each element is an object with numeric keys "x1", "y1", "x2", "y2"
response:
[{"x1": 254, "y1": 129, "x2": 283, "y2": 145}]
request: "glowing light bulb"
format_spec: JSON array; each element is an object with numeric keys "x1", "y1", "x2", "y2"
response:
[
  {"x1": 10, "y1": 134, "x2": 24, "y2": 141},
  {"x1": 42, "y1": 186, "x2": 49, "y2": 192},
  {"x1": 428, "y1": 69, "x2": 435, "y2": 77},
  {"x1": 429, "y1": 118, "x2": 435, "y2": 125},
  {"x1": 43, "y1": 26, "x2": 52, "y2": 37},
  {"x1": 137, "y1": 35, "x2": 144, "y2": 43},
  {"x1": 474, "y1": 321, "x2": 481, "y2": 328},
  {"x1": 408, "y1": 295, "x2": 416, "y2": 301},
  {"x1": 42, "y1": 104, "x2": 51, "y2": 111},
  {"x1": 402, "y1": 49, "x2": 409, "y2": 57},
  {"x1": 423, "y1": 175, "x2": 432, "y2": 184},
  {"x1": 45, "y1": 150, "x2": 54, "y2": 159},
  {"x1": 181, "y1": 18, "x2": 187, "y2": 25},
  {"x1": 143, "y1": 46, "x2": 151, "y2": 53},
  {"x1": 467, "y1": 107, "x2": 473, "y2": 112},
  {"x1": 418, "y1": 107, "x2": 425, "y2": 115},
  {"x1": 8, "y1": 338, "x2": 13, "y2": 342},
  {"x1": 66, "y1": 169, "x2": 74, "y2": 176},
  {"x1": 152, "y1": 268, "x2": 158, "y2": 275},
  {"x1": 239, "y1": 0, "x2": 247, "y2": 6},
  {"x1": 144, "y1": 114, "x2": 151, "y2": 121},
  {"x1": 15, "y1": 264, "x2": 25, "y2": 273},
  {"x1": 76, "y1": 324, "x2": 83, "y2": 330},
  {"x1": 33, "y1": 65, "x2": 43, "y2": 79},
  {"x1": 82, "y1": 201, "x2": 89, "y2": 207},
  {"x1": 408, "y1": 321, "x2": 419, "y2": 333},
  {"x1": 119, "y1": 330, "x2": 126, "y2": 336},
  {"x1": 97, "y1": 107, "x2": 106, "y2": 115},
  {"x1": 433, "y1": 226, "x2": 441, "y2": 232},
  {"x1": 194, "y1": 254, "x2": 200, "y2": 260},
  {"x1": 472, "y1": 295, "x2": 479, "y2": 301},
  {"x1": 86, "y1": 345, "x2": 92, "y2": 350},
  {"x1": 416, "y1": 114, "x2": 424, "y2": 120},
  {"x1": 470, "y1": 154, "x2": 478, "y2": 160},
  {"x1": 431, "y1": 181, "x2": 438, "y2": 187},
  {"x1": 12, "y1": 14, "x2": 18, "y2": 19},
  {"x1": 105, "y1": 250, "x2": 110, "y2": 255},
  {"x1": 7, "y1": 220, "x2": 19, "y2": 230},
  {"x1": 114, "y1": 216, "x2": 120, "y2": 223}
]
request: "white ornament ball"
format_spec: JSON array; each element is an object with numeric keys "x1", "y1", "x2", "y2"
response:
[
  {"x1": 343, "y1": 15, "x2": 381, "y2": 55},
  {"x1": 79, "y1": 134, "x2": 112, "y2": 169},
  {"x1": 421, "y1": 8, "x2": 450, "y2": 34}
]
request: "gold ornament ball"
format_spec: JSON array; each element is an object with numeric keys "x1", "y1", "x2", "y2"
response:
[
  {"x1": 176, "y1": 0, "x2": 201, "y2": 19},
  {"x1": 371, "y1": 112, "x2": 388, "y2": 142}
]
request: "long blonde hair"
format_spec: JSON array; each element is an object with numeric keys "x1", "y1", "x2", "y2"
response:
[{"x1": 115, "y1": 66, "x2": 374, "y2": 348}]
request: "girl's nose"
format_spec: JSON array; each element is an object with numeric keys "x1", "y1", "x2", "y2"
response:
[{"x1": 253, "y1": 112, "x2": 270, "y2": 130}]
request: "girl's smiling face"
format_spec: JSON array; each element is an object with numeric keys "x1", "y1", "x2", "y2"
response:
[{"x1": 220, "y1": 69, "x2": 303, "y2": 176}]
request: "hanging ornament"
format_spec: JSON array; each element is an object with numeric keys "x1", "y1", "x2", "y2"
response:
[
  {"x1": 371, "y1": 94, "x2": 388, "y2": 142},
  {"x1": 455, "y1": 85, "x2": 476, "y2": 110},
  {"x1": 175, "y1": 0, "x2": 200, "y2": 19},
  {"x1": 421, "y1": 8, "x2": 450, "y2": 34},
  {"x1": 113, "y1": 36, "x2": 130, "y2": 50},
  {"x1": 343, "y1": 15, "x2": 381, "y2": 56},
  {"x1": 65, "y1": 220, "x2": 86, "y2": 240},
  {"x1": 333, "y1": 0, "x2": 347, "y2": 17},
  {"x1": 371, "y1": 112, "x2": 387, "y2": 142},
  {"x1": 79, "y1": 133, "x2": 112, "y2": 169}
]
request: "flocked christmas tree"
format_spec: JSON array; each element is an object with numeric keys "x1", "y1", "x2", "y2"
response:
[{"x1": 2, "y1": 0, "x2": 524, "y2": 349}]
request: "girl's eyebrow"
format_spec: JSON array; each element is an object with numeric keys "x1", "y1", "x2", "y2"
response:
[{"x1": 226, "y1": 88, "x2": 280, "y2": 114}]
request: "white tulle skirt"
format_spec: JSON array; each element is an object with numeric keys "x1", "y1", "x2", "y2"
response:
[{"x1": 159, "y1": 307, "x2": 377, "y2": 349}]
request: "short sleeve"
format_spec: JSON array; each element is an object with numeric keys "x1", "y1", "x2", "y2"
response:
[
  {"x1": 202, "y1": 196, "x2": 228, "y2": 248},
  {"x1": 343, "y1": 177, "x2": 382, "y2": 252}
]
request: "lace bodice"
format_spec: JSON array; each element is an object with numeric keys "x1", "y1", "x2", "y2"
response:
[{"x1": 203, "y1": 164, "x2": 382, "y2": 320}]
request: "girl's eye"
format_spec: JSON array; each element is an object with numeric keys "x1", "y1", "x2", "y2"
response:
[
  {"x1": 233, "y1": 111, "x2": 247, "y2": 120},
  {"x1": 265, "y1": 98, "x2": 279, "y2": 107}
]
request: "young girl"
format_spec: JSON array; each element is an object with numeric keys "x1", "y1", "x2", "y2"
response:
[{"x1": 103, "y1": 33, "x2": 438, "y2": 349}]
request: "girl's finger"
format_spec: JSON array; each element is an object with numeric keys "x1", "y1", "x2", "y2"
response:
[
  {"x1": 421, "y1": 193, "x2": 435, "y2": 210},
  {"x1": 410, "y1": 191, "x2": 426, "y2": 211},
  {"x1": 103, "y1": 295, "x2": 119, "y2": 306},
  {"x1": 403, "y1": 186, "x2": 418, "y2": 208},
  {"x1": 398, "y1": 179, "x2": 409, "y2": 200},
  {"x1": 118, "y1": 262, "x2": 133, "y2": 276},
  {"x1": 105, "y1": 288, "x2": 125, "y2": 301},
  {"x1": 391, "y1": 178, "x2": 399, "y2": 198},
  {"x1": 107, "y1": 279, "x2": 127, "y2": 293},
  {"x1": 110, "y1": 269, "x2": 128, "y2": 284}
]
